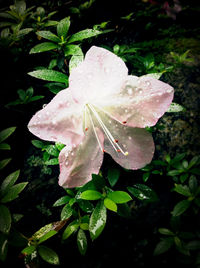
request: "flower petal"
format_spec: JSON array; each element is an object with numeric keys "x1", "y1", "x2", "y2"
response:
[
  {"x1": 95, "y1": 75, "x2": 174, "y2": 128},
  {"x1": 58, "y1": 128, "x2": 104, "y2": 188},
  {"x1": 69, "y1": 46, "x2": 128, "y2": 104},
  {"x1": 28, "y1": 89, "x2": 84, "y2": 146},
  {"x1": 88, "y1": 105, "x2": 154, "y2": 170}
]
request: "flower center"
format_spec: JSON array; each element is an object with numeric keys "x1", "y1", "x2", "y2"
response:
[{"x1": 84, "y1": 103, "x2": 129, "y2": 156}]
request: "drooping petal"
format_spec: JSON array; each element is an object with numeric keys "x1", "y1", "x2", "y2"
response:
[
  {"x1": 28, "y1": 89, "x2": 84, "y2": 146},
  {"x1": 94, "y1": 75, "x2": 174, "y2": 128},
  {"x1": 69, "y1": 46, "x2": 128, "y2": 104},
  {"x1": 58, "y1": 128, "x2": 104, "y2": 188},
  {"x1": 88, "y1": 105, "x2": 154, "y2": 170}
]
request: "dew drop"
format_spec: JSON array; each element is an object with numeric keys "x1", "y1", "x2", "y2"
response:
[
  {"x1": 109, "y1": 120, "x2": 112, "y2": 124},
  {"x1": 145, "y1": 81, "x2": 151, "y2": 86},
  {"x1": 43, "y1": 104, "x2": 47, "y2": 108},
  {"x1": 128, "y1": 136, "x2": 132, "y2": 140},
  {"x1": 127, "y1": 88, "x2": 133, "y2": 95},
  {"x1": 125, "y1": 109, "x2": 128, "y2": 113},
  {"x1": 139, "y1": 89, "x2": 143, "y2": 94},
  {"x1": 65, "y1": 161, "x2": 68, "y2": 166}
]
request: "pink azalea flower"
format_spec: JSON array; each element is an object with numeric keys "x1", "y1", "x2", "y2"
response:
[{"x1": 28, "y1": 46, "x2": 174, "y2": 188}]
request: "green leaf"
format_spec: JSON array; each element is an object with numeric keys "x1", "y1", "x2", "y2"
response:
[
  {"x1": 89, "y1": 201, "x2": 107, "y2": 241},
  {"x1": 107, "y1": 168, "x2": 120, "y2": 187},
  {"x1": 158, "y1": 228, "x2": 174, "y2": 236},
  {"x1": 80, "y1": 190, "x2": 102, "y2": 201},
  {"x1": 1, "y1": 182, "x2": 28, "y2": 203},
  {"x1": 186, "y1": 240, "x2": 200, "y2": 250},
  {"x1": 77, "y1": 229, "x2": 87, "y2": 256},
  {"x1": 0, "y1": 170, "x2": 20, "y2": 194},
  {"x1": 28, "y1": 69, "x2": 68, "y2": 84},
  {"x1": 21, "y1": 245, "x2": 36, "y2": 255},
  {"x1": 167, "y1": 170, "x2": 182, "y2": 176},
  {"x1": 53, "y1": 196, "x2": 71, "y2": 207},
  {"x1": 92, "y1": 174, "x2": 106, "y2": 190},
  {"x1": 143, "y1": 172, "x2": 150, "y2": 182},
  {"x1": 31, "y1": 139, "x2": 45, "y2": 149},
  {"x1": 104, "y1": 198, "x2": 117, "y2": 212},
  {"x1": 69, "y1": 54, "x2": 84, "y2": 72},
  {"x1": 55, "y1": 142, "x2": 65, "y2": 151},
  {"x1": 171, "y1": 153, "x2": 186, "y2": 163},
  {"x1": 180, "y1": 173, "x2": 189, "y2": 183},
  {"x1": 45, "y1": 158, "x2": 59, "y2": 166},
  {"x1": 38, "y1": 230, "x2": 57, "y2": 244},
  {"x1": 0, "y1": 235, "x2": 8, "y2": 261},
  {"x1": 107, "y1": 191, "x2": 132, "y2": 204},
  {"x1": 61, "y1": 204, "x2": 73, "y2": 220},
  {"x1": 45, "y1": 145, "x2": 59, "y2": 157},
  {"x1": 77, "y1": 199, "x2": 94, "y2": 213},
  {"x1": 188, "y1": 156, "x2": 200, "y2": 169},
  {"x1": 17, "y1": 28, "x2": 33, "y2": 38},
  {"x1": 0, "y1": 158, "x2": 11, "y2": 170},
  {"x1": 31, "y1": 223, "x2": 54, "y2": 241},
  {"x1": 68, "y1": 29, "x2": 102, "y2": 43},
  {"x1": 127, "y1": 184, "x2": 157, "y2": 201},
  {"x1": 188, "y1": 175, "x2": 198, "y2": 193},
  {"x1": 0, "y1": 143, "x2": 10, "y2": 150},
  {"x1": 0, "y1": 205, "x2": 11, "y2": 234},
  {"x1": 36, "y1": 31, "x2": 61, "y2": 42},
  {"x1": 80, "y1": 223, "x2": 89, "y2": 231},
  {"x1": 64, "y1": 44, "x2": 83, "y2": 57},
  {"x1": 190, "y1": 168, "x2": 200, "y2": 175},
  {"x1": 154, "y1": 238, "x2": 174, "y2": 255},
  {"x1": 57, "y1": 17, "x2": 70, "y2": 39},
  {"x1": 38, "y1": 245, "x2": 59, "y2": 265},
  {"x1": 171, "y1": 200, "x2": 191, "y2": 217},
  {"x1": 62, "y1": 220, "x2": 79, "y2": 240},
  {"x1": 30, "y1": 42, "x2": 58, "y2": 54},
  {"x1": 0, "y1": 127, "x2": 16, "y2": 143},
  {"x1": 173, "y1": 184, "x2": 191, "y2": 197}
]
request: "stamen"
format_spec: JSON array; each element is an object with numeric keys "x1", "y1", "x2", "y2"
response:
[
  {"x1": 88, "y1": 103, "x2": 129, "y2": 156},
  {"x1": 85, "y1": 105, "x2": 104, "y2": 152},
  {"x1": 122, "y1": 121, "x2": 127, "y2": 124},
  {"x1": 92, "y1": 103, "x2": 124, "y2": 125}
]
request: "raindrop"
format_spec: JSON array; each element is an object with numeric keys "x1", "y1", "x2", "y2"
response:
[
  {"x1": 128, "y1": 136, "x2": 132, "y2": 140},
  {"x1": 43, "y1": 104, "x2": 47, "y2": 108},
  {"x1": 139, "y1": 89, "x2": 143, "y2": 94},
  {"x1": 65, "y1": 161, "x2": 68, "y2": 166},
  {"x1": 127, "y1": 88, "x2": 133, "y2": 95},
  {"x1": 125, "y1": 109, "x2": 128, "y2": 113},
  {"x1": 145, "y1": 81, "x2": 151, "y2": 87},
  {"x1": 109, "y1": 120, "x2": 112, "y2": 124}
]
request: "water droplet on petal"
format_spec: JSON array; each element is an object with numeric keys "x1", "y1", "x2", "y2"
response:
[
  {"x1": 43, "y1": 104, "x2": 47, "y2": 108},
  {"x1": 139, "y1": 89, "x2": 143, "y2": 94},
  {"x1": 145, "y1": 81, "x2": 151, "y2": 86},
  {"x1": 125, "y1": 109, "x2": 128, "y2": 113},
  {"x1": 52, "y1": 120, "x2": 56, "y2": 125},
  {"x1": 127, "y1": 88, "x2": 133, "y2": 95},
  {"x1": 128, "y1": 136, "x2": 132, "y2": 140},
  {"x1": 65, "y1": 161, "x2": 68, "y2": 166}
]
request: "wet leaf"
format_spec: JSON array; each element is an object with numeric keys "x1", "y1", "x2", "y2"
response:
[
  {"x1": 77, "y1": 229, "x2": 87, "y2": 255},
  {"x1": 89, "y1": 201, "x2": 106, "y2": 241},
  {"x1": 0, "y1": 205, "x2": 11, "y2": 234},
  {"x1": 28, "y1": 69, "x2": 68, "y2": 84},
  {"x1": 30, "y1": 42, "x2": 59, "y2": 54},
  {"x1": 38, "y1": 245, "x2": 59, "y2": 265}
]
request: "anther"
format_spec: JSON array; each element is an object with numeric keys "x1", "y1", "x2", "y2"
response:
[
  {"x1": 117, "y1": 149, "x2": 121, "y2": 152},
  {"x1": 122, "y1": 121, "x2": 127, "y2": 124},
  {"x1": 115, "y1": 139, "x2": 118, "y2": 143},
  {"x1": 85, "y1": 127, "x2": 88, "y2": 131}
]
